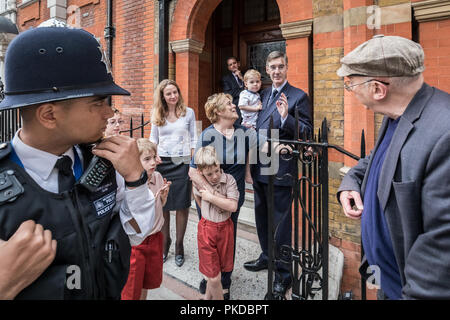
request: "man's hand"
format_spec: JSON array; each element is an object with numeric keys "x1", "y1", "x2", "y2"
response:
[
  {"x1": 92, "y1": 135, "x2": 144, "y2": 183},
  {"x1": 0, "y1": 220, "x2": 57, "y2": 300},
  {"x1": 339, "y1": 190, "x2": 364, "y2": 219},
  {"x1": 234, "y1": 69, "x2": 243, "y2": 80},
  {"x1": 276, "y1": 92, "x2": 288, "y2": 119}
]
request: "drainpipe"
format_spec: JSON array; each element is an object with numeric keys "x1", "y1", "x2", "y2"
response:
[
  {"x1": 158, "y1": 0, "x2": 170, "y2": 82},
  {"x1": 105, "y1": 0, "x2": 115, "y2": 105}
]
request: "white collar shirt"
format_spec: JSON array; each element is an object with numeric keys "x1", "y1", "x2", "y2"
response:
[
  {"x1": 12, "y1": 130, "x2": 76, "y2": 194},
  {"x1": 11, "y1": 130, "x2": 155, "y2": 246}
]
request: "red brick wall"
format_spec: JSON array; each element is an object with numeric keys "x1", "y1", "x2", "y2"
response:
[{"x1": 419, "y1": 20, "x2": 450, "y2": 92}]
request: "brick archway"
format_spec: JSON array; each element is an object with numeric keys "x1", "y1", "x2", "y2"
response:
[{"x1": 169, "y1": 0, "x2": 313, "y2": 120}]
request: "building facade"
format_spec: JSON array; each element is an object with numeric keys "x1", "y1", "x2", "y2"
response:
[{"x1": 8, "y1": 0, "x2": 450, "y2": 299}]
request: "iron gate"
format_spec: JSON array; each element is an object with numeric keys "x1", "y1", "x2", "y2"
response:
[{"x1": 266, "y1": 114, "x2": 365, "y2": 300}]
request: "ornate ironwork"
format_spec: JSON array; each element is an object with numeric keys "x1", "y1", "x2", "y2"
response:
[{"x1": 266, "y1": 114, "x2": 364, "y2": 300}]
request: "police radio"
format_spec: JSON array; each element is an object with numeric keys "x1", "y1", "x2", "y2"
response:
[
  {"x1": 78, "y1": 139, "x2": 114, "y2": 192},
  {"x1": 79, "y1": 155, "x2": 113, "y2": 192}
]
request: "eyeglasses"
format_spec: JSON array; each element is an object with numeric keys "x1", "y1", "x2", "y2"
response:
[
  {"x1": 344, "y1": 79, "x2": 390, "y2": 92},
  {"x1": 268, "y1": 64, "x2": 286, "y2": 71}
]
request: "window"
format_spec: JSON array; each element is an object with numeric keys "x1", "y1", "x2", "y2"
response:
[
  {"x1": 244, "y1": 0, "x2": 280, "y2": 25},
  {"x1": 247, "y1": 40, "x2": 286, "y2": 83}
]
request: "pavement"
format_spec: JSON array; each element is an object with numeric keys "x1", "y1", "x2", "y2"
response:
[
  {"x1": 146, "y1": 203, "x2": 268, "y2": 300},
  {"x1": 145, "y1": 193, "x2": 344, "y2": 301}
]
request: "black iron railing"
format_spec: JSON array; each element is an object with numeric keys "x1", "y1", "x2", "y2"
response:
[
  {"x1": 119, "y1": 113, "x2": 149, "y2": 138},
  {"x1": 266, "y1": 114, "x2": 365, "y2": 300},
  {"x1": 0, "y1": 108, "x2": 21, "y2": 143},
  {"x1": 1, "y1": 109, "x2": 149, "y2": 143}
]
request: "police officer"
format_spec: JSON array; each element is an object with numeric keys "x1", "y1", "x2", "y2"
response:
[{"x1": 0, "y1": 27, "x2": 155, "y2": 299}]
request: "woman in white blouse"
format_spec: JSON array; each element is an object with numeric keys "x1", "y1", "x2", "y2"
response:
[{"x1": 150, "y1": 79, "x2": 197, "y2": 267}]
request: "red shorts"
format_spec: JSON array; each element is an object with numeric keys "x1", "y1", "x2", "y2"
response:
[
  {"x1": 197, "y1": 217, "x2": 234, "y2": 278},
  {"x1": 121, "y1": 231, "x2": 163, "y2": 300}
]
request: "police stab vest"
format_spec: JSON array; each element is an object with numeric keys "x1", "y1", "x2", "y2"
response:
[{"x1": 0, "y1": 142, "x2": 131, "y2": 300}]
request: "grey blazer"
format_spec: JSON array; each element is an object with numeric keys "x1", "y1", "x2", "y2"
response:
[{"x1": 338, "y1": 83, "x2": 450, "y2": 299}]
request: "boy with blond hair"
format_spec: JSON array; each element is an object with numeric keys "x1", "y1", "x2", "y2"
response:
[
  {"x1": 121, "y1": 139, "x2": 171, "y2": 300},
  {"x1": 193, "y1": 146, "x2": 239, "y2": 300},
  {"x1": 238, "y1": 69, "x2": 262, "y2": 128}
]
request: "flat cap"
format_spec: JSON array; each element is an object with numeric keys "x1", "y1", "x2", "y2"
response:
[{"x1": 337, "y1": 34, "x2": 425, "y2": 78}]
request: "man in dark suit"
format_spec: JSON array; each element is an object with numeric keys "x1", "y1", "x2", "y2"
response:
[
  {"x1": 244, "y1": 51, "x2": 312, "y2": 298},
  {"x1": 221, "y1": 56, "x2": 244, "y2": 124}
]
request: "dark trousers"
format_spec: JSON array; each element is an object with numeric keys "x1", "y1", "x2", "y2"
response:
[
  {"x1": 253, "y1": 179, "x2": 293, "y2": 286},
  {"x1": 196, "y1": 203, "x2": 239, "y2": 289}
]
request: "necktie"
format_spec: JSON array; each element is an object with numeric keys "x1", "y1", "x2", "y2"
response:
[
  {"x1": 269, "y1": 89, "x2": 278, "y2": 105},
  {"x1": 235, "y1": 75, "x2": 243, "y2": 88},
  {"x1": 55, "y1": 155, "x2": 75, "y2": 193}
]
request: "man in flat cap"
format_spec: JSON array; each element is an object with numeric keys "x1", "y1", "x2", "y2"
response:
[{"x1": 337, "y1": 35, "x2": 450, "y2": 299}]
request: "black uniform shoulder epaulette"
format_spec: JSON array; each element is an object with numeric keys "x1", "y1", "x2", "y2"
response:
[
  {"x1": 0, "y1": 142, "x2": 24, "y2": 204},
  {"x1": 0, "y1": 142, "x2": 12, "y2": 161}
]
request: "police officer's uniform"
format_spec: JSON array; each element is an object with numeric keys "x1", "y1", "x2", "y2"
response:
[{"x1": 0, "y1": 27, "x2": 154, "y2": 299}]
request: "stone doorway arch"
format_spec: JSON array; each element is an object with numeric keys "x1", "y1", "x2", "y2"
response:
[{"x1": 169, "y1": 0, "x2": 313, "y2": 127}]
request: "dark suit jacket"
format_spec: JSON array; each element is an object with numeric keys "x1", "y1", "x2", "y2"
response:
[
  {"x1": 338, "y1": 83, "x2": 450, "y2": 299},
  {"x1": 222, "y1": 72, "x2": 244, "y2": 124},
  {"x1": 252, "y1": 82, "x2": 312, "y2": 186}
]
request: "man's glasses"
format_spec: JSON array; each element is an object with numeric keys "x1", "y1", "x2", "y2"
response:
[{"x1": 344, "y1": 79, "x2": 390, "y2": 92}]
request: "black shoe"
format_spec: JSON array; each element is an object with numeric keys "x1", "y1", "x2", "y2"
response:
[
  {"x1": 163, "y1": 238, "x2": 171, "y2": 263},
  {"x1": 243, "y1": 258, "x2": 268, "y2": 272},
  {"x1": 223, "y1": 288, "x2": 230, "y2": 300},
  {"x1": 199, "y1": 279, "x2": 207, "y2": 294},
  {"x1": 272, "y1": 281, "x2": 292, "y2": 299},
  {"x1": 175, "y1": 254, "x2": 184, "y2": 267}
]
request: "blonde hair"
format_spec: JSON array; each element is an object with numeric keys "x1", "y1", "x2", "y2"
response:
[
  {"x1": 151, "y1": 79, "x2": 186, "y2": 126},
  {"x1": 204, "y1": 92, "x2": 233, "y2": 124},
  {"x1": 194, "y1": 146, "x2": 220, "y2": 170},
  {"x1": 136, "y1": 138, "x2": 157, "y2": 156},
  {"x1": 243, "y1": 69, "x2": 261, "y2": 83}
]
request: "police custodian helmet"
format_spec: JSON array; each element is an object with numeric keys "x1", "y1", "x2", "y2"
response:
[{"x1": 0, "y1": 27, "x2": 130, "y2": 111}]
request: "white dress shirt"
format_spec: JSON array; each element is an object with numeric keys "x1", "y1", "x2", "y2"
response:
[{"x1": 12, "y1": 130, "x2": 155, "y2": 246}]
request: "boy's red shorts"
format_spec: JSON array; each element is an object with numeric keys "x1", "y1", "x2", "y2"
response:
[
  {"x1": 197, "y1": 217, "x2": 234, "y2": 279},
  {"x1": 121, "y1": 231, "x2": 163, "y2": 300}
]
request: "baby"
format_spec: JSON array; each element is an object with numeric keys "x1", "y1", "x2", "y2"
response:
[{"x1": 238, "y1": 69, "x2": 262, "y2": 128}]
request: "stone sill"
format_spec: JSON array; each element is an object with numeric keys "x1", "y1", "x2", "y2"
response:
[
  {"x1": 18, "y1": 0, "x2": 38, "y2": 10},
  {"x1": 413, "y1": 0, "x2": 450, "y2": 22}
]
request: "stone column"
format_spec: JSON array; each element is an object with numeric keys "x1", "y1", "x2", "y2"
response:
[
  {"x1": 170, "y1": 38, "x2": 204, "y2": 121},
  {"x1": 280, "y1": 19, "x2": 312, "y2": 92},
  {"x1": 47, "y1": 0, "x2": 67, "y2": 22}
]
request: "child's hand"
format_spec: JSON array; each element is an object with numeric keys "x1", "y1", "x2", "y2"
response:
[
  {"x1": 157, "y1": 178, "x2": 172, "y2": 206},
  {"x1": 257, "y1": 101, "x2": 263, "y2": 111}
]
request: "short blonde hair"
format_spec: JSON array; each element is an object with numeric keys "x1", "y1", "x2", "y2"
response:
[
  {"x1": 243, "y1": 69, "x2": 261, "y2": 83},
  {"x1": 194, "y1": 146, "x2": 220, "y2": 170},
  {"x1": 204, "y1": 92, "x2": 233, "y2": 124},
  {"x1": 136, "y1": 138, "x2": 157, "y2": 156}
]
